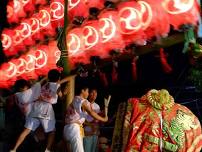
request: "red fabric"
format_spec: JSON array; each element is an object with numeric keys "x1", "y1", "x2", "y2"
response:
[
  {"x1": 160, "y1": 48, "x2": 172, "y2": 73},
  {"x1": 125, "y1": 96, "x2": 202, "y2": 152}
]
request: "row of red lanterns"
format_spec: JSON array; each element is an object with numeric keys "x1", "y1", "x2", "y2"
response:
[
  {"x1": 0, "y1": 41, "x2": 60, "y2": 88},
  {"x1": 2, "y1": 1, "x2": 65, "y2": 56},
  {"x1": 67, "y1": 0, "x2": 200, "y2": 65},
  {"x1": 7, "y1": 0, "x2": 48, "y2": 24},
  {"x1": 7, "y1": 0, "x2": 105, "y2": 24}
]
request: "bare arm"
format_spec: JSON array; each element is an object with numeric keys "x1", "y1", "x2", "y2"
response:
[
  {"x1": 82, "y1": 101, "x2": 108, "y2": 122},
  {"x1": 59, "y1": 75, "x2": 76, "y2": 85}
]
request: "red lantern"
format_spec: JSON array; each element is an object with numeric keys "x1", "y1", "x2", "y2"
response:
[
  {"x1": 38, "y1": 7, "x2": 56, "y2": 37},
  {"x1": 98, "y1": 10, "x2": 125, "y2": 56},
  {"x1": 1, "y1": 30, "x2": 17, "y2": 56},
  {"x1": 19, "y1": 20, "x2": 35, "y2": 46},
  {"x1": 12, "y1": 58, "x2": 28, "y2": 79},
  {"x1": 30, "y1": 15, "x2": 44, "y2": 40},
  {"x1": 48, "y1": 41, "x2": 61, "y2": 68},
  {"x1": 137, "y1": 0, "x2": 170, "y2": 39},
  {"x1": 82, "y1": 20, "x2": 102, "y2": 53},
  {"x1": 34, "y1": 46, "x2": 49, "y2": 76},
  {"x1": 24, "y1": 50, "x2": 38, "y2": 79},
  {"x1": 85, "y1": 0, "x2": 104, "y2": 9},
  {"x1": 117, "y1": 1, "x2": 146, "y2": 45},
  {"x1": 67, "y1": 27, "x2": 88, "y2": 67},
  {"x1": 7, "y1": 0, "x2": 26, "y2": 23},
  {"x1": 2, "y1": 62, "x2": 17, "y2": 85},
  {"x1": 22, "y1": 0, "x2": 35, "y2": 13},
  {"x1": 68, "y1": 0, "x2": 89, "y2": 21},
  {"x1": 50, "y1": 0, "x2": 64, "y2": 28},
  {"x1": 13, "y1": 27, "x2": 26, "y2": 52},
  {"x1": 34, "y1": 0, "x2": 48, "y2": 5},
  {"x1": 162, "y1": 0, "x2": 199, "y2": 30}
]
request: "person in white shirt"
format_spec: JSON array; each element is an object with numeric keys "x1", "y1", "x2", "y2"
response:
[
  {"x1": 83, "y1": 88, "x2": 100, "y2": 152},
  {"x1": 10, "y1": 69, "x2": 72, "y2": 152},
  {"x1": 63, "y1": 86, "x2": 111, "y2": 152}
]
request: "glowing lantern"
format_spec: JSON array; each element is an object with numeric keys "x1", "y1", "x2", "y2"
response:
[
  {"x1": 19, "y1": 20, "x2": 35, "y2": 46},
  {"x1": 30, "y1": 15, "x2": 44, "y2": 40},
  {"x1": 48, "y1": 41, "x2": 61, "y2": 68},
  {"x1": 34, "y1": 46, "x2": 49, "y2": 75},
  {"x1": 67, "y1": 27, "x2": 88, "y2": 67},
  {"x1": 117, "y1": 1, "x2": 146, "y2": 45},
  {"x1": 68, "y1": 0, "x2": 89, "y2": 21},
  {"x1": 98, "y1": 10, "x2": 125, "y2": 56},
  {"x1": 38, "y1": 7, "x2": 56, "y2": 37},
  {"x1": 85, "y1": 0, "x2": 104, "y2": 9},
  {"x1": 13, "y1": 27, "x2": 26, "y2": 52},
  {"x1": 1, "y1": 30, "x2": 17, "y2": 56},
  {"x1": 162, "y1": 0, "x2": 199, "y2": 29},
  {"x1": 12, "y1": 58, "x2": 28, "y2": 79},
  {"x1": 50, "y1": 0, "x2": 64, "y2": 28},
  {"x1": 34, "y1": 0, "x2": 48, "y2": 5},
  {"x1": 22, "y1": 0, "x2": 35, "y2": 13},
  {"x1": 137, "y1": 0, "x2": 170, "y2": 39},
  {"x1": 24, "y1": 50, "x2": 38, "y2": 79},
  {"x1": 1, "y1": 62, "x2": 17, "y2": 86},
  {"x1": 7, "y1": 0, "x2": 26, "y2": 23},
  {"x1": 82, "y1": 20, "x2": 102, "y2": 52}
]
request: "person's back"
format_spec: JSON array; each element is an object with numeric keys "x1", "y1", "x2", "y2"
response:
[
  {"x1": 30, "y1": 82, "x2": 60, "y2": 120},
  {"x1": 14, "y1": 79, "x2": 41, "y2": 117}
]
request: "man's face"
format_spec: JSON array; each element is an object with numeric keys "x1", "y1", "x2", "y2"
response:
[
  {"x1": 89, "y1": 90, "x2": 97, "y2": 102},
  {"x1": 82, "y1": 88, "x2": 89, "y2": 99}
]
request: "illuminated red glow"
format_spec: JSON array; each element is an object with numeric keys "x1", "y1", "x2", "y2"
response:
[{"x1": 0, "y1": 41, "x2": 60, "y2": 88}]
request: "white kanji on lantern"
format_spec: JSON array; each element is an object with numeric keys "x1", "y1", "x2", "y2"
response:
[
  {"x1": 138, "y1": 1, "x2": 153, "y2": 29},
  {"x1": 30, "y1": 18, "x2": 40, "y2": 34},
  {"x1": 99, "y1": 16, "x2": 116, "y2": 43},
  {"x1": 83, "y1": 26, "x2": 99, "y2": 50},
  {"x1": 50, "y1": 2, "x2": 64, "y2": 21},
  {"x1": 16, "y1": 58, "x2": 27, "y2": 75},
  {"x1": 162, "y1": 0, "x2": 194, "y2": 14},
  {"x1": 1, "y1": 34, "x2": 12, "y2": 50},
  {"x1": 6, "y1": 62, "x2": 17, "y2": 78},
  {"x1": 39, "y1": 9, "x2": 51, "y2": 27},
  {"x1": 68, "y1": 0, "x2": 80, "y2": 10},
  {"x1": 25, "y1": 55, "x2": 35, "y2": 72},
  {"x1": 34, "y1": 50, "x2": 48, "y2": 69},
  {"x1": 20, "y1": 22, "x2": 32, "y2": 38},
  {"x1": 118, "y1": 7, "x2": 142, "y2": 34},
  {"x1": 67, "y1": 33, "x2": 81, "y2": 55}
]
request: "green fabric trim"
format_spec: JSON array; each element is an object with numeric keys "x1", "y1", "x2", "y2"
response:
[
  {"x1": 144, "y1": 133, "x2": 178, "y2": 152},
  {"x1": 183, "y1": 28, "x2": 196, "y2": 53}
]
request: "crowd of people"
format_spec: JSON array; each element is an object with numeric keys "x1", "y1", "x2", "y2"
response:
[{"x1": 8, "y1": 69, "x2": 111, "y2": 152}]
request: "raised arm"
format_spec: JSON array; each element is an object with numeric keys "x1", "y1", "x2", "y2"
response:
[
  {"x1": 82, "y1": 101, "x2": 108, "y2": 122},
  {"x1": 59, "y1": 75, "x2": 76, "y2": 85}
]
